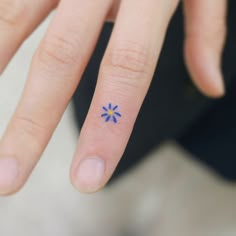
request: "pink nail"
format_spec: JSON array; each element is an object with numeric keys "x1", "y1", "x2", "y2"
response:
[
  {"x1": 75, "y1": 157, "x2": 105, "y2": 193},
  {"x1": 0, "y1": 158, "x2": 19, "y2": 194}
]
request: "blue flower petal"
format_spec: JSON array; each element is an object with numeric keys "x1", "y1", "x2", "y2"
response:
[
  {"x1": 113, "y1": 116, "x2": 117, "y2": 123},
  {"x1": 114, "y1": 112, "x2": 121, "y2": 117},
  {"x1": 105, "y1": 115, "x2": 111, "y2": 122},
  {"x1": 101, "y1": 113, "x2": 108, "y2": 117},
  {"x1": 113, "y1": 105, "x2": 118, "y2": 111},
  {"x1": 109, "y1": 103, "x2": 112, "y2": 109},
  {"x1": 103, "y1": 106, "x2": 108, "y2": 111}
]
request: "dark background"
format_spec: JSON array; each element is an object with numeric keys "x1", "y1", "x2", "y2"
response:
[{"x1": 72, "y1": 1, "x2": 236, "y2": 182}]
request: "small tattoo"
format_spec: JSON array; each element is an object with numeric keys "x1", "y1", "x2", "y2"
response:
[{"x1": 101, "y1": 103, "x2": 122, "y2": 123}]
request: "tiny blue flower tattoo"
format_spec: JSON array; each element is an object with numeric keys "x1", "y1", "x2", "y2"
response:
[{"x1": 101, "y1": 103, "x2": 122, "y2": 123}]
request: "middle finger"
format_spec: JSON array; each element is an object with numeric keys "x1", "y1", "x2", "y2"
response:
[{"x1": 71, "y1": 0, "x2": 179, "y2": 192}]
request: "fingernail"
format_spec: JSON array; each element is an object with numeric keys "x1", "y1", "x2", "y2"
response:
[
  {"x1": 0, "y1": 158, "x2": 19, "y2": 194},
  {"x1": 75, "y1": 157, "x2": 105, "y2": 193}
]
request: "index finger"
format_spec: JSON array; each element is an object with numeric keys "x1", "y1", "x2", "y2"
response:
[{"x1": 0, "y1": 0, "x2": 112, "y2": 195}]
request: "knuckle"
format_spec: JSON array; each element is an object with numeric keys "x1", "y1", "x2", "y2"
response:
[
  {"x1": 102, "y1": 42, "x2": 152, "y2": 87},
  {"x1": 0, "y1": 0, "x2": 27, "y2": 27},
  {"x1": 37, "y1": 34, "x2": 80, "y2": 75}
]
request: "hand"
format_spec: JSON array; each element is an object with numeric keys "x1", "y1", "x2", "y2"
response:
[{"x1": 0, "y1": 0, "x2": 226, "y2": 195}]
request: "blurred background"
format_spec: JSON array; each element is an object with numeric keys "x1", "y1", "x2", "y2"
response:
[{"x1": 0, "y1": 2, "x2": 236, "y2": 236}]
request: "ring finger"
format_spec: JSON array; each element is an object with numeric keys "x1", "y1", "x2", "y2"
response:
[{"x1": 71, "y1": 0, "x2": 180, "y2": 192}]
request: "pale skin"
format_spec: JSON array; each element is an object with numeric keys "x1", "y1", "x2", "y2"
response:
[{"x1": 0, "y1": 0, "x2": 227, "y2": 195}]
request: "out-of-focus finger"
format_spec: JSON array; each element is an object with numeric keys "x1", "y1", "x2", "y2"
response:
[{"x1": 184, "y1": 0, "x2": 227, "y2": 97}]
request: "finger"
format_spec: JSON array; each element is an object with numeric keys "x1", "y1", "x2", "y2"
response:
[
  {"x1": 106, "y1": 0, "x2": 121, "y2": 22},
  {"x1": 70, "y1": 0, "x2": 179, "y2": 193},
  {"x1": 184, "y1": 0, "x2": 227, "y2": 98},
  {"x1": 0, "y1": 0, "x2": 58, "y2": 74},
  {"x1": 0, "y1": 0, "x2": 112, "y2": 195}
]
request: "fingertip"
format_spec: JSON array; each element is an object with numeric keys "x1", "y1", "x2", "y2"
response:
[
  {"x1": 196, "y1": 65, "x2": 225, "y2": 99},
  {"x1": 203, "y1": 73, "x2": 225, "y2": 99},
  {"x1": 0, "y1": 185, "x2": 22, "y2": 197},
  {"x1": 184, "y1": 38, "x2": 225, "y2": 99}
]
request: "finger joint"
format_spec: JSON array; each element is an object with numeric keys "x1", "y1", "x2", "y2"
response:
[
  {"x1": 37, "y1": 34, "x2": 82, "y2": 76},
  {"x1": 13, "y1": 114, "x2": 48, "y2": 141},
  {"x1": 0, "y1": 0, "x2": 27, "y2": 27},
  {"x1": 102, "y1": 42, "x2": 153, "y2": 88}
]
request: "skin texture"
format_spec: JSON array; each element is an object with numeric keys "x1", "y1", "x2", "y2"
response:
[{"x1": 0, "y1": 0, "x2": 227, "y2": 195}]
